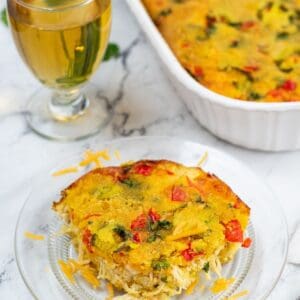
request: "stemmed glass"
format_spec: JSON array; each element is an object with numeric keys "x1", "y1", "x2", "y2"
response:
[{"x1": 7, "y1": 0, "x2": 111, "y2": 140}]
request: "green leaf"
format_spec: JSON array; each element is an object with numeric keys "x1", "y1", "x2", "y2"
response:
[
  {"x1": 195, "y1": 196, "x2": 205, "y2": 204},
  {"x1": 91, "y1": 233, "x2": 97, "y2": 246},
  {"x1": 249, "y1": 91, "x2": 262, "y2": 100},
  {"x1": 147, "y1": 234, "x2": 158, "y2": 243},
  {"x1": 151, "y1": 258, "x2": 170, "y2": 270},
  {"x1": 202, "y1": 262, "x2": 210, "y2": 273},
  {"x1": 121, "y1": 178, "x2": 140, "y2": 188},
  {"x1": 1, "y1": 8, "x2": 8, "y2": 26},
  {"x1": 157, "y1": 220, "x2": 172, "y2": 230},
  {"x1": 158, "y1": 8, "x2": 172, "y2": 17},
  {"x1": 227, "y1": 21, "x2": 242, "y2": 28},
  {"x1": 276, "y1": 32, "x2": 289, "y2": 40},
  {"x1": 230, "y1": 40, "x2": 240, "y2": 48},
  {"x1": 113, "y1": 225, "x2": 132, "y2": 241},
  {"x1": 103, "y1": 43, "x2": 120, "y2": 61}
]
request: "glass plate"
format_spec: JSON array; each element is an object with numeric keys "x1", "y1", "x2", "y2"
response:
[{"x1": 15, "y1": 136, "x2": 288, "y2": 300}]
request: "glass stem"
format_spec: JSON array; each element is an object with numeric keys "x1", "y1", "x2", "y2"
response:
[{"x1": 49, "y1": 89, "x2": 89, "y2": 121}]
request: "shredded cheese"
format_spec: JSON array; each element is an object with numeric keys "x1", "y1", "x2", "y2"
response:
[
  {"x1": 121, "y1": 160, "x2": 135, "y2": 167},
  {"x1": 114, "y1": 150, "x2": 121, "y2": 160},
  {"x1": 80, "y1": 265, "x2": 100, "y2": 288},
  {"x1": 106, "y1": 282, "x2": 114, "y2": 300},
  {"x1": 205, "y1": 270, "x2": 212, "y2": 281},
  {"x1": 186, "y1": 277, "x2": 199, "y2": 295},
  {"x1": 227, "y1": 290, "x2": 249, "y2": 300},
  {"x1": 24, "y1": 231, "x2": 45, "y2": 241},
  {"x1": 52, "y1": 167, "x2": 79, "y2": 176},
  {"x1": 58, "y1": 260, "x2": 75, "y2": 283},
  {"x1": 211, "y1": 277, "x2": 235, "y2": 294},
  {"x1": 52, "y1": 149, "x2": 114, "y2": 177},
  {"x1": 58, "y1": 259, "x2": 100, "y2": 288},
  {"x1": 80, "y1": 149, "x2": 111, "y2": 168},
  {"x1": 197, "y1": 151, "x2": 208, "y2": 167},
  {"x1": 210, "y1": 257, "x2": 222, "y2": 278},
  {"x1": 100, "y1": 149, "x2": 111, "y2": 161}
]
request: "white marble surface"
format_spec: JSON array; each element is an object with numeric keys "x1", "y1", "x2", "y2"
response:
[{"x1": 0, "y1": 0, "x2": 300, "y2": 299}]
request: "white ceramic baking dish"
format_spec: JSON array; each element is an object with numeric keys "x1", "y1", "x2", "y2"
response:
[{"x1": 126, "y1": 0, "x2": 300, "y2": 151}]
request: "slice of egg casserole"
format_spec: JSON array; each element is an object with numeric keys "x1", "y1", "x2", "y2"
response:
[{"x1": 53, "y1": 160, "x2": 251, "y2": 299}]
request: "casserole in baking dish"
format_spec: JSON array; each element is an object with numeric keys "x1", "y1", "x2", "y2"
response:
[
  {"x1": 126, "y1": 0, "x2": 300, "y2": 151},
  {"x1": 142, "y1": 0, "x2": 300, "y2": 103}
]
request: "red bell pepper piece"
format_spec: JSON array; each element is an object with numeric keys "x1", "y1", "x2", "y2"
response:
[
  {"x1": 223, "y1": 220, "x2": 243, "y2": 243},
  {"x1": 181, "y1": 243, "x2": 203, "y2": 261},
  {"x1": 243, "y1": 65, "x2": 259, "y2": 72},
  {"x1": 133, "y1": 232, "x2": 141, "y2": 243},
  {"x1": 242, "y1": 237, "x2": 252, "y2": 248},
  {"x1": 172, "y1": 186, "x2": 187, "y2": 202},
  {"x1": 82, "y1": 229, "x2": 94, "y2": 253},
  {"x1": 194, "y1": 66, "x2": 204, "y2": 77},
  {"x1": 130, "y1": 213, "x2": 147, "y2": 230},
  {"x1": 281, "y1": 79, "x2": 297, "y2": 91},
  {"x1": 241, "y1": 21, "x2": 255, "y2": 30},
  {"x1": 148, "y1": 208, "x2": 161, "y2": 222},
  {"x1": 135, "y1": 164, "x2": 153, "y2": 176},
  {"x1": 82, "y1": 213, "x2": 101, "y2": 221}
]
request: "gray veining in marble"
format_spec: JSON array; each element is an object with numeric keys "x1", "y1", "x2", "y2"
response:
[{"x1": 0, "y1": 0, "x2": 300, "y2": 299}]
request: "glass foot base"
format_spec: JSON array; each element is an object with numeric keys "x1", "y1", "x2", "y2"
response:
[{"x1": 26, "y1": 84, "x2": 111, "y2": 141}]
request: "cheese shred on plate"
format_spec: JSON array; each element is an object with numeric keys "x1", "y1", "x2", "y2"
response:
[
  {"x1": 24, "y1": 231, "x2": 45, "y2": 241},
  {"x1": 80, "y1": 149, "x2": 111, "y2": 168},
  {"x1": 52, "y1": 167, "x2": 79, "y2": 177},
  {"x1": 211, "y1": 277, "x2": 235, "y2": 294},
  {"x1": 114, "y1": 150, "x2": 121, "y2": 160},
  {"x1": 53, "y1": 160, "x2": 251, "y2": 299},
  {"x1": 226, "y1": 290, "x2": 249, "y2": 300},
  {"x1": 106, "y1": 282, "x2": 115, "y2": 300},
  {"x1": 227, "y1": 290, "x2": 249, "y2": 300},
  {"x1": 197, "y1": 151, "x2": 208, "y2": 167},
  {"x1": 52, "y1": 149, "x2": 113, "y2": 177},
  {"x1": 58, "y1": 259, "x2": 100, "y2": 288}
]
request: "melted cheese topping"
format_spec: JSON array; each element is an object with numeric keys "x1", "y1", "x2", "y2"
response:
[{"x1": 142, "y1": 0, "x2": 300, "y2": 102}]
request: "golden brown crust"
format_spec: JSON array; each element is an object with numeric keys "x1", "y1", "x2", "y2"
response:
[{"x1": 53, "y1": 159, "x2": 249, "y2": 215}]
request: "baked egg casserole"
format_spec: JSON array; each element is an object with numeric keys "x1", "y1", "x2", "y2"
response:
[
  {"x1": 142, "y1": 0, "x2": 300, "y2": 102},
  {"x1": 53, "y1": 160, "x2": 251, "y2": 299}
]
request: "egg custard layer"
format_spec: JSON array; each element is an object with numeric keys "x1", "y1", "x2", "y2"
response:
[
  {"x1": 53, "y1": 160, "x2": 251, "y2": 299},
  {"x1": 142, "y1": 0, "x2": 300, "y2": 102}
]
